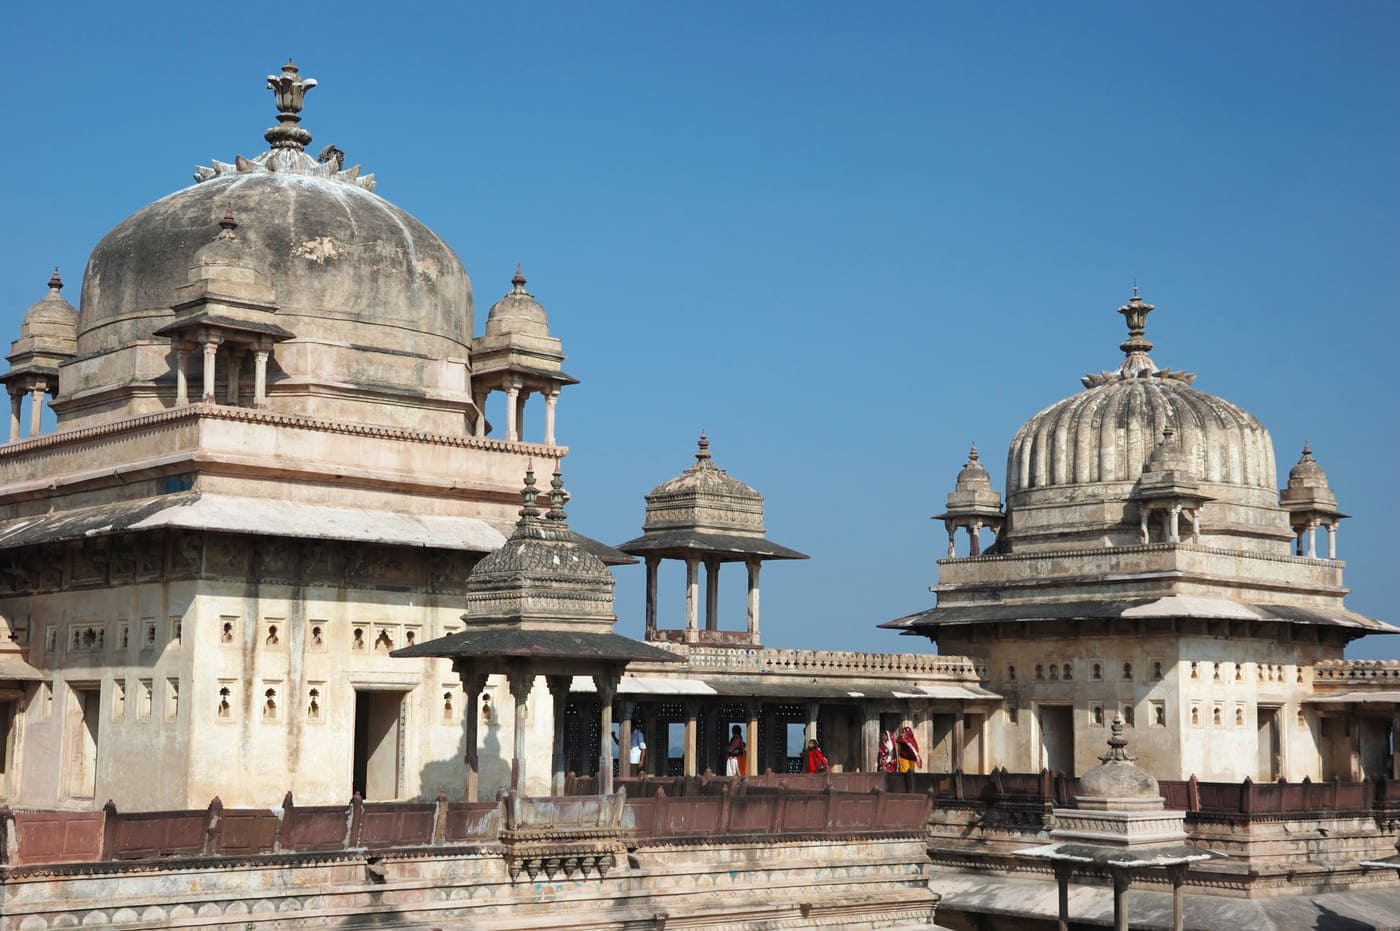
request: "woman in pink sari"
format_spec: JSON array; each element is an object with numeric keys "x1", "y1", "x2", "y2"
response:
[{"x1": 878, "y1": 730, "x2": 896, "y2": 772}]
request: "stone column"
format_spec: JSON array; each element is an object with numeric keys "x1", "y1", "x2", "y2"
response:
[
  {"x1": 515, "y1": 390, "x2": 528, "y2": 443},
  {"x1": 547, "y1": 675, "x2": 572, "y2": 796},
  {"x1": 505, "y1": 380, "x2": 521, "y2": 443},
  {"x1": 683, "y1": 701, "x2": 698, "y2": 776},
  {"x1": 457, "y1": 669, "x2": 488, "y2": 803},
  {"x1": 201, "y1": 336, "x2": 220, "y2": 401},
  {"x1": 597, "y1": 670, "x2": 619, "y2": 795},
  {"x1": 225, "y1": 348, "x2": 244, "y2": 405},
  {"x1": 746, "y1": 558, "x2": 762, "y2": 644},
  {"x1": 619, "y1": 702, "x2": 635, "y2": 779},
  {"x1": 253, "y1": 348, "x2": 270, "y2": 408},
  {"x1": 1168, "y1": 504, "x2": 1181, "y2": 544},
  {"x1": 27, "y1": 385, "x2": 44, "y2": 437},
  {"x1": 7, "y1": 390, "x2": 21, "y2": 442},
  {"x1": 506, "y1": 665, "x2": 534, "y2": 791},
  {"x1": 746, "y1": 703, "x2": 759, "y2": 776},
  {"x1": 861, "y1": 706, "x2": 880, "y2": 772},
  {"x1": 684, "y1": 557, "x2": 699, "y2": 642},
  {"x1": 806, "y1": 702, "x2": 820, "y2": 745},
  {"x1": 544, "y1": 388, "x2": 559, "y2": 446},
  {"x1": 953, "y1": 714, "x2": 966, "y2": 772},
  {"x1": 1327, "y1": 522, "x2": 1338, "y2": 559},
  {"x1": 1306, "y1": 519, "x2": 1319, "y2": 558},
  {"x1": 1140, "y1": 508, "x2": 1151, "y2": 544},
  {"x1": 472, "y1": 389, "x2": 489, "y2": 437},
  {"x1": 644, "y1": 557, "x2": 659, "y2": 637},
  {"x1": 1166, "y1": 863, "x2": 1189, "y2": 931},
  {"x1": 1111, "y1": 869, "x2": 1131, "y2": 931},
  {"x1": 946, "y1": 528, "x2": 957, "y2": 558},
  {"x1": 1053, "y1": 861, "x2": 1074, "y2": 931},
  {"x1": 704, "y1": 557, "x2": 720, "y2": 632},
  {"x1": 969, "y1": 521, "x2": 983, "y2": 557},
  {"x1": 1190, "y1": 509, "x2": 1201, "y2": 543},
  {"x1": 175, "y1": 346, "x2": 189, "y2": 406}
]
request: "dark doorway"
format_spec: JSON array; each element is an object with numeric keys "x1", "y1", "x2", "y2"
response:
[
  {"x1": 1038, "y1": 705, "x2": 1075, "y2": 775},
  {"x1": 353, "y1": 690, "x2": 406, "y2": 800},
  {"x1": 1257, "y1": 706, "x2": 1282, "y2": 781}
]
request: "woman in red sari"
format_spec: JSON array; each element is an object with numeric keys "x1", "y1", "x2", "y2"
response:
[{"x1": 895, "y1": 726, "x2": 922, "y2": 773}]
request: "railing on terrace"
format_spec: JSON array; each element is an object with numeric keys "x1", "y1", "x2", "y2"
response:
[
  {"x1": 0, "y1": 781, "x2": 932, "y2": 868},
  {"x1": 1313, "y1": 659, "x2": 1400, "y2": 684}
]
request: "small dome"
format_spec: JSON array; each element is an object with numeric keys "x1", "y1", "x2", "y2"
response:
[
  {"x1": 1077, "y1": 714, "x2": 1160, "y2": 800},
  {"x1": 21, "y1": 269, "x2": 79, "y2": 338},
  {"x1": 953, "y1": 443, "x2": 994, "y2": 491},
  {"x1": 642, "y1": 433, "x2": 767, "y2": 536},
  {"x1": 1286, "y1": 443, "x2": 1329, "y2": 490},
  {"x1": 483, "y1": 266, "x2": 551, "y2": 340}
]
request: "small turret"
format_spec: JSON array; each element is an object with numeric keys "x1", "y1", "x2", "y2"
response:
[{"x1": 934, "y1": 444, "x2": 1004, "y2": 557}]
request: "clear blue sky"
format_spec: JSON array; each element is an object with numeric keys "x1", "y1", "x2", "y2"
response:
[{"x1": 2, "y1": 2, "x2": 1396, "y2": 657}]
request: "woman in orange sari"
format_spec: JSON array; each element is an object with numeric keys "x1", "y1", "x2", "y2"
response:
[{"x1": 895, "y1": 726, "x2": 922, "y2": 773}]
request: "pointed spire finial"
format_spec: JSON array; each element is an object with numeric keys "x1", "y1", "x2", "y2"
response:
[
  {"x1": 518, "y1": 463, "x2": 541, "y2": 522},
  {"x1": 1099, "y1": 712, "x2": 1135, "y2": 763},
  {"x1": 48, "y1": 267, "x2": 63, "y2": 292},
  {"x1": 264, "y1": 59, "x2": 317, "y2": 151},
  {"x1": 1132, "y1": 276, "x2": 1139, "y2": 299},
  {"x1": 1301, "y1": 441, "x2": 1312, "y2": 459},
  {"x1": 546, "y1": 462, "x2": 569, "y2": 521},
  {"x1": 967, "y1": 442, "x2": 979, "y2": 463},
  {"x1": 696, "y1": 430, "x2": 712, "y2": 461}
]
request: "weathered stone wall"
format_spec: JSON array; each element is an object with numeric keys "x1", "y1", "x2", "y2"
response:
[{"x1": 0, "y1": 836, "x2": 939, "y2": 930}]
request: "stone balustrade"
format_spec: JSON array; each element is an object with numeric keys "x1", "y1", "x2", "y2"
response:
[{"x1": 1314, "y1": 659, "x2": 1400, "y2": 683}]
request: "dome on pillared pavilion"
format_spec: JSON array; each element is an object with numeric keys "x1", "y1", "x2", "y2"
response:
[{"x1": 72, "y1": 61, "x2": 474, "y2": 401}]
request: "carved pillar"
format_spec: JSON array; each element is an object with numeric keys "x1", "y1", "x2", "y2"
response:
[
  {"x1": 1306, "y1": 518, "x2": 1319, "y2": 558},
  {"x1": 225, "y1": 348, "x2": 244, "y2": 405},
  {"x1": 174, "y1": 345, "x2": 189, "y2": 406},
  {"x1": 953, "y1": 714, "x2": 966, "y2": 772},
  {"x1": 806, "y1": 702, "x2": 820, "y2": 747},
  {"x1": 946, "y1": 527, "x2": 957, "y2": 558},
  {"x1": 505, "y1": 379, "x2": 521, "y2": 443},
  {"x1": 684, "y1": 701, "x2": 698, "y2": 777},
  {"x1": 684, "y1": 557, "x2": 699, "y2": 641},
  {"x1": 969, "y1": 521, "x2": 983, "y2": 557},
  {"x1": 201, "y1": 335, "x2": 220, "y2": 401},
  {"x1": 596, "y1": 669, "x2": 619, "y2": 795},
  {"x1": 547, "y1": 675, "x2": 572, "y2": 796},
  {"x1": 1190, "y1": 509, "x2": 1201, "y2": 544},
  {"x1": 514, "y1": 390, "x2": 528, "y2": 443},
  {"x1": 506, "y1": 664, "x2": 534, "y2": 791},
  {"x1": 27, "y1": 384, "x2": 44, "y2": 437},
  {"x1": 1166, "y1": 862, "x2": 1189, "y2": 931},
  {"x1": 7, "y1": 390, "x2": 21, "y2": 442},
  {"x1": 644, "y1": 557, "x2": 659, "y2": 638},
  {"x1": 457, "y1": 668, "x2": 488, "y2": 803},
  {"x1": 1168, "y1": 504, "x2": 1181, "y2": 544},
  {"x1": 253, "y1": 348, "x2": 270, "y2": 408},
  {"x1": 704, "y1": 557, "x2": 720, "y2": 632},
  {"x1": 544, "y1": 388, "x2": 559, "y2": 446},
  {"x1": 1327, "y1": 522, "x2": 1338, "y2": 559},
  {"x1": 746, "y1": 558, "x2": 761, "y2": 644},
  {"x1": 1140, "y1": 508, "x2": 1151, "y2": 544}
]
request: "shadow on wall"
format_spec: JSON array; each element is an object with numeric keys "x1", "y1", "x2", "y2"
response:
[{"x1": 417, "y1": 714, "x2": 509, "y2": 802}]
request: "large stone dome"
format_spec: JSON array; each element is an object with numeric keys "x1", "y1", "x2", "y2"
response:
[
  {"x1": 78, "y1": 172, "x2": 473, "y2": 362},
  {"x1": 62, "y1": 62, "x2": 476, "y2": 431},
  {"x1": 1002, "y1": 292, "x2": 1290, "y2": 553}
]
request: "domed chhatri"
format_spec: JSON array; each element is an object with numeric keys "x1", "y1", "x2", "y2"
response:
[
  {"x1": 71, "y1": 60, "x2": 476, "y2": 432},
  {"x1": 935, "y1": 444, "x2": 1005, "y2": 557},
  {"x1": 1280, "y1": 443, "x2": 1348, "y2": 558},
  {"x1": 1, "y1": 269, "x2": 80, "y2": 440}
]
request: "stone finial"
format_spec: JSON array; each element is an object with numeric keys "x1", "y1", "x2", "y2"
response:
[
  {"x1": 546, "y1": 463, "x2": 569, "y2": 521},
  {"x1": 48, "y1": 267, "x2": 63, "y2": 292},
  {"x1": 264, "y1": 60, "x2": 317, "y2": 151},
  {"x1": 512, "y1": 264, "x2": 527, "y2": 293},
  {"x1": 695, "y1": 430, "x2": 712, "y2": 462},
  {"x1": 1118, "y1": 287, "x2": 1156, "y2": 362},
  {"x1": 1099, "y1": 712, "x2": 1135, "y2": 764},
  {"x1": 218, "y1": 204, "x2": 238, "y2": 235},
  {"x1": 518, "y1": 463, "x2": 541, "y2": 522}
]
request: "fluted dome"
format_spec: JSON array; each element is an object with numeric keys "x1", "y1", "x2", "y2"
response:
[
  {"x1": 484, "y1": 266, "x2": 551, "y2": 339},
  {"x1": 67, "y1": 62, "x2": 474, "y2": 428},
  {"x1": 1003, "y1": 292, "x2": 1290, "y2": 553}
]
